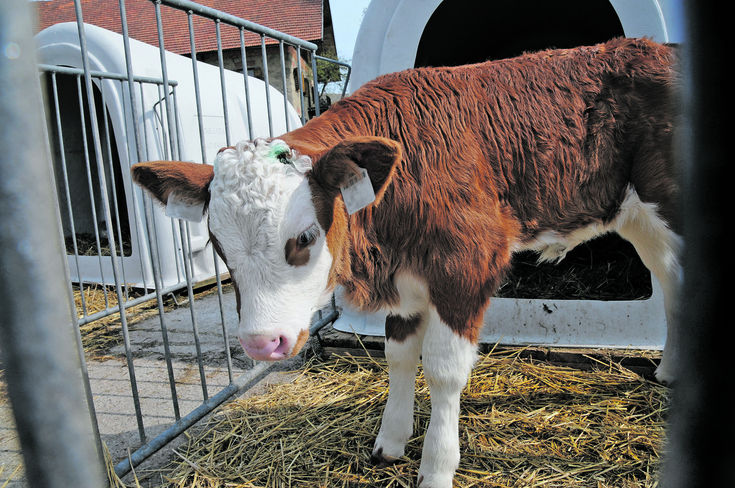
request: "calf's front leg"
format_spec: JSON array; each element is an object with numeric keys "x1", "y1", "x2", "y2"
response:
[
  {"x1": 372, "y1": 314, "x2": 424, "y2": 464},
  {"x1": 417, "y1": 309, "x2": 477, "y2": 488}
]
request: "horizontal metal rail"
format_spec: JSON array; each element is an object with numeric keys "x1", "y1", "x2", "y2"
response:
[
  {"x1": 75, "y1": 281, "x2": 191, "y2": 326},
  {"x1": 39, "y1": 63, "x2": 178, "y2": 86},
  {"x1": 156, "y1": 0, "x2": 319, "y2": 51}
]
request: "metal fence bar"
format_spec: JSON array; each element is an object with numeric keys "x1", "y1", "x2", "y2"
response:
[
  {"x1": 0, "y1": 1, "x2": 106, "y2": 485},
  {"x1": 661, "y1": 3, "x2": 732, "y2": 488},
  {"x1": 158, "y1": 0, "x2": 318, "y2": 51},
  {"x1": 75, "y1": 74, "x2": 110, "y2": 308},
  {"x1": 39, "y1": 63, "x2": 179, "y2": 86},
  {"x1": 49, "y1": 72, "x2": 89, "y2": 317},
  {"x1": 118, "y1": 79, "x2": 153, "y2": 293},
  {"x1": 187, "y1": 10, "x2": 208, "y2": 160},
  {"x1": 261, "y1": 34, "x2": 274, "y2": 137},
  {"x1": 118, "y1": 0, "x2": 183, "y2": 421},
  {"x1": 315, "y1": 54, "x2": 353, "y2": 100},
  {"x1": 30, "y1": 0, "x2": 346, "y2": 480},
  {"x1": 239, "y1": 28, "x2": 255, "y2": 140},
  {"x1": 296, "y1": 46, "x2": 307, "y2": 125},
  {"x1": 100, "y1": 88, "x2": 130, "y2": 298},
  {"x1": 113, "y1": 308, "x2": 339, "y2": 478},
  {"x1": 311, "y1": 52, "x2": 321, "y2": 117},
  {"x1": 152, "y1": 4, "x2": 211, "y2": 401},
  {"x1": 185, "y1": 11, "x2": 235, "y2": 383},
  {"x1": 215, "y1": 19, "x2": 233, "y2": 146},
  {"x1": 209, "y1": 18, "x2": 235, "y2": 382},
  {"x1": 153, "y1": 1, "x2": 180, "y2": 161},
  {"x1": 73, "y1": 0, "x2": 148, "y2": 444},
  {"x1": 179, "y1": 219, "x2": 210, "y2": 401},
  {"x1": 279, "y1": 40, "x2": 291, "y2": 132}
]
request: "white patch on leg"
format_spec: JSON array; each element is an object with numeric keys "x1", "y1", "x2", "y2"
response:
[
  {"x1": 374, "y1": 272, "x2": 429, "y2": 461},
  {"x1": 373, "y1": 331, "x2": 424, "y2": 461},
  {"x1": 418, "y1": 308, "x2": 477, "y2": 488},
  {"x1": 517, "y1": 186, "x2": 683, "y2": 384},
  {"x1": 614, "y1": 188, "x2": 683, "y2": 383}
]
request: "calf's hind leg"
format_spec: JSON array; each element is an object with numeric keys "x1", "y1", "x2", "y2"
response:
[{"x1": 616, "y1": 192, "x2": 683, "y2": 384}]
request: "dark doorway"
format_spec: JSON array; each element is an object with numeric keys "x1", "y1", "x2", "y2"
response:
[{"x1": 415, "y1": 0, "x2": 625, "y2": 67}]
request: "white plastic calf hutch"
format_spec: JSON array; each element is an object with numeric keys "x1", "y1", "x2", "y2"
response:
[
  {"x1": 36, "y1": 22, "x2": 301, "y2": 290},
  {"x1": 334, "y1": 0, "x2": 686, "y2": 350}
]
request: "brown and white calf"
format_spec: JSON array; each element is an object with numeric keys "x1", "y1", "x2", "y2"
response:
[{"x1": 132, "y1": 37, "x2": 681, "y2": 487}]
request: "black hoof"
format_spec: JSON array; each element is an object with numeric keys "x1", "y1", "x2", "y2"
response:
[{"x1": 370, "y1": 447, "x2": 398, "y2": 468}]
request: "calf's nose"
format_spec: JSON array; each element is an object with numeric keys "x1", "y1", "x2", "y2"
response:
[{"x1": 239, "y1": 333, "x2": 290, "y2": 361}]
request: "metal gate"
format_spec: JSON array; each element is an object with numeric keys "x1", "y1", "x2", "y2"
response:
[{"x1": 1, "y1": 0, "x2": 344, "y2": 484}]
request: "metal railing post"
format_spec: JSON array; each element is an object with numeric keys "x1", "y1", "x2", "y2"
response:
[{"x1": 0, "y1": 1, "x2": 106, "y2": 485}]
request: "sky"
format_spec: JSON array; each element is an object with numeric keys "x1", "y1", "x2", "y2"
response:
[
  {"x1": 323, "y1": 0, "x2": 372, "y2": 94},
  {"x1": 328, "y1": 0, "x2": 372, "y2": 63}
]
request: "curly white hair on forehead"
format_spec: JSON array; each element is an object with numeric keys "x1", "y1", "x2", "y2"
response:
[{"x1": 209, "y1": 138, "x2": 312, "y2": 211}]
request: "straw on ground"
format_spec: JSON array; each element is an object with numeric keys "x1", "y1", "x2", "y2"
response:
[{"x1": 155, "y1": 348, "x2": 667, "y2": 488}]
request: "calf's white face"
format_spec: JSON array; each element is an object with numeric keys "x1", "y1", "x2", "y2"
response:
[
  {"x1": 131, "y1": 135, "x2": 401, "y2": 362},
  {"x1": 208, "y1": 140, "x2": 333, "y2": 360}
]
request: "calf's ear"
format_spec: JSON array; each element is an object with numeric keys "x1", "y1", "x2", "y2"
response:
[
  {"x1": 309, "y1": 136, "x2": 402, "y2": 206},
  {"x1": 131, "y1": 161, "x2": 214, "y2": 206}
]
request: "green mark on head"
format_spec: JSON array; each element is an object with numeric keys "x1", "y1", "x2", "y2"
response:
[{"x1": 269, "y1": 144, "x2": 292, "y2": 166}]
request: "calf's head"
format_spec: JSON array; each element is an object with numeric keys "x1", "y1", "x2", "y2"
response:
[{"x1": 131, "y1": 136, "x2": 401, "y2": 361}]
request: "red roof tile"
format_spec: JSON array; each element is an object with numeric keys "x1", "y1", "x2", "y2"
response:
[{"x1": 35, "y1": 0, "x2": 324, "y2": 54}]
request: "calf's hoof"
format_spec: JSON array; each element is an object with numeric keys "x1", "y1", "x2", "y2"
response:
[
  {"x1": 654, "y1": 363, "x2": 676, "y2": 386},
  {"x1": 370, "y1": 447, "x2": 400, "y2": 468}
]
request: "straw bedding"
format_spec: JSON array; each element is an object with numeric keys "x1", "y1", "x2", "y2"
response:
[{"x1": 150, "y1": 348, "x2": 667, "y2": 488}]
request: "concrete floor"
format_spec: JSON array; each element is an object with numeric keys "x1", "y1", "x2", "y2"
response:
[{"x1": 0, "y1": 287, "x2": 306, "y2": 487}]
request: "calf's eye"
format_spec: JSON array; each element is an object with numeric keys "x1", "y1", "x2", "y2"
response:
[{"x1": 296, "y1": 225, "x2": 319, "y2": 248}]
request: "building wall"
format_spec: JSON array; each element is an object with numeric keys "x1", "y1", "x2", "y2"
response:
[{"x1": 196, "y1": 44, "x2": 315, "y2": 121}]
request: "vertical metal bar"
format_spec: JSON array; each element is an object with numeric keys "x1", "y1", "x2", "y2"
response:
[
  {"x1": 118, "y1": 0, "x2": 181, "y2": 420},
  {"x1": 0, "y1": 1, "x2": 106, "y2": 485},
  {"x1": 100, "y1": 84, "x2": 130, "y2": 300},
  {"x1": 179, "y1": 221, "x2": 209, "y2": 401},
  {"x1": 341, "y1": 64, "x2": 351, "y2": 100},
  {"x1": 73, "y1": 0, "x2": 147, "y2": 443},
  {"x1": 215, "y1": 19, "x2": 232, "y2": 145},
  {"x1": 153, "y1": 0, "x2": 180, "y2": 160},
  {"x1": 189, "y1": 12, "x2": 233, "y2": 381},
  {"x1": 279, "y1": 40, "x2": 291, "y2": 132},
  {"x1": 169, "y1": 73, "x2": 210, "y2": 400},
  {"x1": 187, "y1": 10, "x2": 208, "y2": 161},
  {"x1": 75, "y1": 75, "x2": 109, "y2": 308},
  {"x1": 261, "y1": 34, "x2": 274, "y2": 136},
  {"x1": 120, "y1": 79, "x2": 151, "y2": 293},
  {"x1": 239, "y1": 28, "x2": 255, "y2": 139},
  {"x1": 296, "y1": 46, "x2": 306, "y2": 125},
  {"x1": 311, "y1": 51, "x2": 321, "y2": 117},
  {"x1": 171, "y1": 84, "x2": 183, "y2": 157},
  {"x1": 50, "y1": 72, "x2": 88, "y2": 317},
  {"x1": 39, "y1": 67, "x2": 106, "y2": 483}
]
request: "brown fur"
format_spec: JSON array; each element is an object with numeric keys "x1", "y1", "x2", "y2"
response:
[
  {"x1": 131, "y1": 160, "x2": 213, "y2": 208},
  {"x1": 284, "y1": 37, "x2": 678, "y2": 343},
  {"x1": 284, "y1": 237, "x2": 312, "y2": 266},
  {"x1": 131, "y1": 38, "x2": 679, "y2": 346},
  {"x1": 386, "y1": 314, "x2": 423, "y2": 342}
]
